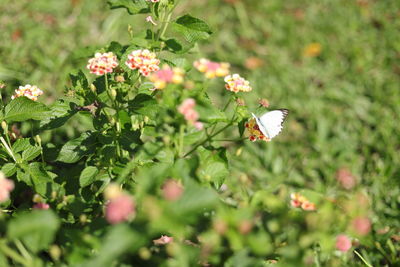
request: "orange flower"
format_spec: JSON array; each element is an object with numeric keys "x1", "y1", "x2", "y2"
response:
[
  {"x1": 303, "y1": 43, "x2": 322, "y2": 57},
  {"x1": 290, "y1": 192, "x2": 316, "y2": 211}
]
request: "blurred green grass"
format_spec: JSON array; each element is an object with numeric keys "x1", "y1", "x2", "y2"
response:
[{"x1": 1, "y1": 0, "x2": 400, "y2": 263}]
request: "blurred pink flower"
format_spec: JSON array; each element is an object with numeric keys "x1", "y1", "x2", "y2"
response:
[
  {"x1": 194, "y1": 121, "x2": 204, "y2": 130},
  {"x1": 33, "y1": 202, "x2": 50, "y2": 210},
  {"x1": 193, "y1": 58, "x2": 230, "y2": 79},
  {"x1": 0, "y1": 173, "x2": 14, "y2": 203},
  {"x1": 178, "y1": 98, "x2": 202, "y2": 130},
  {"x1": 149, "y1": 65, "x2": 184, "y2": 90},
  {"x1": 162, "y1": 179, "x2": 183, "y2": 201},
  {"x1": 12, "y1": 84, "x2": 43, "y2": 101},
  {"x1": 105, "y1": 194, "x2": 135, "y2": 224},
  {"x1": 86, "y1": 52, "x2": 118, "y2": 76},
  {"x1": 153, "y1": 235, "x2": 173, "y2": 245},
  {"x1": 336, "y1": 168, "x2": 356, "y2": 190},
  {"x1": 125, "y1": 49, "x2": 160, "y2": 76},
  {"x1": 336, "y1": 235, "x2": 352, "y2": 252},
  {"x1": 352, "y1": 216, "x2": 371, "y2": 236}
]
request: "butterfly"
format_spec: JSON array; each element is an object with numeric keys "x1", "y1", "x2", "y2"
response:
[{"x1": 251, "y1": 109, "x2": 289, "y2": 140}]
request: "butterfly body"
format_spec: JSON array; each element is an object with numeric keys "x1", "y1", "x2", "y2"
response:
[{"x1": 251, "y1": 109, "x2": 289, "y2": 139}]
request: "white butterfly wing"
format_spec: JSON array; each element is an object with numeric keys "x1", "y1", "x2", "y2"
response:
[{"x1": 256, "y1": 109, "x2": 288, "y2": 139}]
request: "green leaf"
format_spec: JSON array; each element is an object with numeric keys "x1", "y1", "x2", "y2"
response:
[
  {"x1": 172, "y1": 14, "x2": 212, "y2": 43},
  {"x1": 7, "y1": 210, "x2": 60, "y2": 253},
  {"x1": 197, "y1": 95, "x2": 227, "y2": 123},
  {"x1": 40, "y1": 98, "x2": 78, "y2": 130},
  {"x1": 22, "y1": 146, "x2": 41, "y2": 161},
  {"x1": 70, "y1": 69, "x2": 88, "y2": 90},
  {"x1": 128, "y1": 94, "x2": 160, "y2": 120},
  {"x1": 56, "y1": 132, "x2": 97, "y2": 163},
  {"x1": 197, "y1": 147, "x2": 229, "y2": 189},
  {"x1": 108, "y1": 0, "x2": 149, "y2": 15},
  {"x1": 1, "y1": 163, "x2": 16, "y2": 176},
  {"x1": 173, "y1": 180, "x2": 218, "y2": 216},
  {"x1": 79, "y1": 166, "x2": 99, "y2": 188},
  {"x1": 12, "y1": 138, "x2": 33, "y2": 153},
  {"x1": 29, "y1": 162, "x2": 53, "y2": 197},
  {"x1": 4, "y1": 97, "x2": 50, "y2": 122},
  {"x1": 81, "y1": 225, "x2": 145, "y2": 267}
]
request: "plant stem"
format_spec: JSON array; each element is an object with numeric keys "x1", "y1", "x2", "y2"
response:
[
  {"x1": 354, "y1": 250, "x2": 373, "y2": 267},
  {"x1": 0, "y1": 241, "x2": 30, "y2": 266},
  {"x1": 0, "y1": 136, "x2": 16, "y2": 162},
  {"x1": 14, "y1": 240, "x2": 32, "y2": 262},
  {"x1": 160, "y1": 11, "x2": 172, "y2": 39},
  {"x1": 184, "y1": 123, "x2": 232, "y2": 157},
  {"x1": 178, "y1": 124, "x2": 185, "y2": 157}
]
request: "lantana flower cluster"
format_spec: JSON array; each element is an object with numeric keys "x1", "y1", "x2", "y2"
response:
[
  {"x1": 224, "y1": 74, "x2": 252, "y2": 93},
  {"x1": 290, "y1": 192, "x2": 316, "y2": 211},
  {"x1": 125, "y1": 49, "x2": 160, "y2": 76},
  {"x1": 178, "y1": 98, "x2": 203, "y2": 130},
  {"x1": 104, "y1": 183, "x2": 136, "y2": 224},
  {"x1": 12, "y1": 84, "x2": 44, "y2": 101},
  {"x1": 245, "y1": 118, "x2": 270, "y2": 142},
  {"x1": 149, "y1": 65, "x2": 184, "y2": 90},
  {"x1": 0, "y1": 172, "x2": 14, "y2": 203},
  {"x1": 86, "y1": 52, "x2": 118, "y2": 75},
  {"x1": 193, "y1": 58, "x2": 230, "y2": 79}
]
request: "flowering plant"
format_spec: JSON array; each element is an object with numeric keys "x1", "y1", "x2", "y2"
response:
[{"x1": 0, "y1": 1, "x2": 385, "y2": 266}]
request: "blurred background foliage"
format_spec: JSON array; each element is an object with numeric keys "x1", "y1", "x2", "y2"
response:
[{"x1": 1, "y1": 0, "x2": 400, "y2": 265}]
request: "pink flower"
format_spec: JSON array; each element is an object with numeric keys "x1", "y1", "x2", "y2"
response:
[
  {"x1": 224, "y1": 74, "x2": 252, "y2": 93},
  {"x1": 153, "y1": 235, "x2": 173, "y2": 245},
  {"x1": 352, "y1": 216, "x2": 371, "y2": 236},
  {"x1": 162, "y1": 179, "x2": 183, "y2": 201},
  {"x1": 193, "y1": 58, "x2": 230, "y2": 79},
  {"x1": 0, "y1": 173, "x2": 14, "y2": 203},
  {"x1": 105, "y1": 194, "x2": 135, "y2": 224},
  {"x1": 336, "y1": 235, "x2": 352, "y2": 252},
  {"x1": 12, "y1": 84, "x2": 43, "y2": 101},
  {"x1": 178, "y1": 98, "x2": 203, "y2": 130},
  {"x1": 336, "y1": 168, "x2": 356, "y2": 190},
  {"x1": 125, "y1": 49, "x2": 160, "y2": 76},
  {"x1": 194, "y1": 121, "x2": 204, "y2": 130},
  {"x1": 148, "y1": 65, "x2": 184, "y2": 89},
  {"x1": 86, "y1": 52, "x2": 118, "y2": 75},
  {"x1": 258, "y1": 98, "x2": 270, "y2": 107},
  {"x1": 146, "y1": 16, "x2": 157, "y2": 26},
  {"x1": 33, "y1": 202, "x2": 50, "y2": 210}
]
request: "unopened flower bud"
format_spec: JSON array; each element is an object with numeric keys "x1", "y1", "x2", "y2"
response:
[
  {"x1": 1, "y1": 121, "x2": 7, "y2": 131},
  {"x1": 80, "y1": 214, "x2": 87, "y2": 224},
  {"x1": 34, "y1": 135, "x2": 42, "y2": 145},
  {"x1": 144, "y1": 116, "x2": 149, "y2": 124},
  {"x1": 111, "y1": 89, "x2": 117, "y2": 100},
  {"x1": 139, "y1": 247, "x2": 151, "y2": 260},
  {"x1": 32, "y1": 194, "x2": 42, "y2": 203},
  {"x1": 49, "y1": 245, "x2": 61, "y2": 261},
  {"x1": 90, "y1": 84, "x2": 96, "y2": 92}
]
